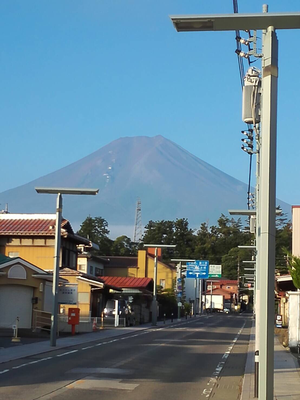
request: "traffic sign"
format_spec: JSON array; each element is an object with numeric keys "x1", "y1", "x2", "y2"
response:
[
  {"x1": 186, "y1": 260, "x2": 209, "y2": 279},
  {"x1": 209, "y1": 264, "x2": 222, "y2": 278}
]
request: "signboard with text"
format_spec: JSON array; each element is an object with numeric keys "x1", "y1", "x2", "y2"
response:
[
  {"x1": 186, "y1": 260, "x2": 209, "y2": 279},
  {"x1": 58, "y1": 284, "x2": 78, "y2": 305},
  {"x1": 209, "y1": 264, "x2": 222, "y2": 278}
]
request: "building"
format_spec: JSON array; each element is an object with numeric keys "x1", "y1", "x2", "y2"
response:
[
  {"x1": 101, "y1": 256, "x2": 138, "y2": 277},
  {"x1": 0, "y1": 254, "x2": 67, "y2": 329},
  {"x1": 0, "y1": 213, "x2": 96, "y2": 271},
  {"x1": 137, "y1": 250, "x2": 176, "y2": 290}
]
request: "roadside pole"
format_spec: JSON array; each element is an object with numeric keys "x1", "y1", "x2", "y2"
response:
[
  {"x1": 199, "y1": 279, "x2": 203, "y2": 314},
  {"x1": 258, "y1": 23, "x2": 278, "y2": 400}
]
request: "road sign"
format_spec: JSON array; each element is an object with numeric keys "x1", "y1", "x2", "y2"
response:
[
  {"x1": 177, "y1": 302, "x2": 182, "y2": 307},
  {"x1": 209, "y1": 264, "x2": 222, "y2": 278},
  {"x1": 186, "y1": 260, "x2": 209, "y2": 279}
]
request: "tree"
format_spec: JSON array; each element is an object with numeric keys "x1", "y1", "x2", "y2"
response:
[
  {"x1": 221, "y1": 247, "x2": 250, "y2": 280},
  {"x1": 111, "y1": 235, "x2": 136, "y2": 256},
  {"x1": 141, "y1": 220, "x2": 176, "y2": 261},
  {"x1": 173, "y1": 218, "x2": 195, "y2": 259},
  {"x1": 77, "y1": 216, "x2": 112, "y2": 255},
  {"x1": 276, "y1": 221, "x2": 292, "y2": 274},
  {"x1": 286, "y1": 253, "x2": 300, "y2": 289},
  {"x1": 194, "y1": 222, "x2": 213, "y2": 261}
]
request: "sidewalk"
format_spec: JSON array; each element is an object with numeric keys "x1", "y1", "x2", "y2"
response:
[{"x1": 240, "y1": 323, "x2": 300, "y2": 400}]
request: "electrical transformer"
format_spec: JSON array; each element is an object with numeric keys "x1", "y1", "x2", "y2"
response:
[{"x1": 242, "y1": 67, "x2": 261, "y2": 124}]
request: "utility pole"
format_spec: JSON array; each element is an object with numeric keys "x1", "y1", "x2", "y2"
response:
[
  {"x1": 258, "y1": 20, "x2": 278, "y2": 400},
  {"x1": 170, "y1": 9, "x2": 300, "y2": 400}
]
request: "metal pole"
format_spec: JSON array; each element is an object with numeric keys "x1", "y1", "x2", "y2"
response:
[
  {"x1": 199, "y1": 279, "x2": 203, "y2": 314},
  {"x1": 152, "y1": 247, "x2": 158, "y2": 326},
  {"x1": 258, "y1": 22, "x2": 278, "y2": 400},
  {"x1": 177, "y1": 262, "x2": 182, "y2": 320},
  {"x1": 204, "y1": 280, "x2": 207, "y2": 313},
  {"x1": 210, "y1": 280, "x2": 213, "y2": 312},
  {"x1": 194, "y1": 278, "x2": 197, "y2": 314},
  {"x1": 50, "y1": 193, "x2": 62, "y2": 347}
]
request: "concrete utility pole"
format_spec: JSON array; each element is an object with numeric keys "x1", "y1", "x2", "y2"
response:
[
  {"x1": 170, "y1": 10, "x2": 300, "y2": 400},
  {"x1": 144, "y1": 244, "x2": 176, "y2": 326},
  {"x1": 258, "y1": 21, "x2": 278, "y2": 400}
]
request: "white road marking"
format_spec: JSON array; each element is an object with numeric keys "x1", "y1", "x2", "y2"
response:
[
  {"x1": 1, "y1": 315, "x2": 205, "y2": 375},
  {"x1": 12, "y1": 363, "x2": 28, "y2": 369},
  {"x1": 201, "y1": 320, "x2": 247, "y2": 398},
  {"x1": 28, "y1": 360, "x2": 41, "y2": 365},
  {"x1": 0, "y1": 369, "x2": 9, "y2": 374},
  {"x1": 67, "y1": 377, "x2": 139, "y2": 391},
  {"x1": 67, "y1": 367, "x2": 133, "y2": 375},
  {"x1": 56, "y1": 350, "x2": 78, "y2": 357}
]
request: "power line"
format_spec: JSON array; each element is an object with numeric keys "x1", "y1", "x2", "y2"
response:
[{"x1": 233, "y1": 0, "x2": 253, "y2": 210}]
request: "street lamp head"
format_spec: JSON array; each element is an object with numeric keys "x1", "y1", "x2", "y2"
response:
[
  {"x1": 35, "y1": 187, "x2": 99, "y2": 195},
  {"x1": 170, "y1": 13, "x2": 300, "y2": 32}
]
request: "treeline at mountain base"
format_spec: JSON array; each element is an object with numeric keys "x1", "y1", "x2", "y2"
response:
[{"x1": 77, "y1": 213, "x2": 291, "y2": 280}]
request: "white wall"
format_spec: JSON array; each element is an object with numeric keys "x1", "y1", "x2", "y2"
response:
[
  {"x1": 292, "y1": 206, "x2": 300, "y2": 257},
  {"x1": 288, "y1": 291, "x2": 300, "y2": 348}
]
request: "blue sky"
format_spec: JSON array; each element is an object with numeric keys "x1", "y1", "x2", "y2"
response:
[{"x1": 1, "y1": 0, "x2": 300, "y2": 209}]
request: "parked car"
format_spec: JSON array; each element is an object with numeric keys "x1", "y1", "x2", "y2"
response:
[{"x1": 104, "y1": 299, "x2": 128, "y2": 318}]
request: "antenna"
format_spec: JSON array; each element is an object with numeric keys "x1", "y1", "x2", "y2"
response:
[{"x1": 133, "y1": 198, "x2": 143, "y2": 243}]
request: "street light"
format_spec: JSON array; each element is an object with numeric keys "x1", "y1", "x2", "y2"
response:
[
  {"x1": 35, "y1": 187, "x2": 99, "y2": 346},
  {"x1": 143, "y1": 244, "x2": 176, "y2": 326},
  {"x1": 170, "y1": 10, "x2": 300, "y2": 400}
]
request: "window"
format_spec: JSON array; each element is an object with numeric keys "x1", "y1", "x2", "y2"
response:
[
  {"x1": 78, "y1": 264, "x2": 86, "y2": 272},
  {"x1": 90, "y1": 265, "x2": 94, "y2": 275},
  {"x1": 95, "y1": 267, "x2": 103, "y2": 277},
  {"x1": 8, "y1": 265, "x2": 26, "y2": 279},
  {"x1": 160, "y1": 279, "x2": 166, "y2": 289},
  {"x1": 78, "y1": 260, "x2": 86, "y2": 272}
]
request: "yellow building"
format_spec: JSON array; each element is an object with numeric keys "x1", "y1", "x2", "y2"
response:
[
  {"x1": 0, "y1": 254, "x2": 67, "y2": 329},
  {"x1": 137, "y1": 250, "x2": 175, "y2": 290},
  {"x1": 0, "y1": 213, "x2": 109, "y2": 324},
  {"x1": 101, "y1": 256, "x2": 138, "y2": 277},
  {"x1": 101, "y1": 252, "x2": 176, "y2": 290},
  {"x1": 0, "y1": 213, "x2": 93, "y2": 271}
]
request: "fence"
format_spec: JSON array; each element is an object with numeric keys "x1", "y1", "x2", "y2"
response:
[{"x1": 32, "y1": 310, "x2": 52, "y2": 333}]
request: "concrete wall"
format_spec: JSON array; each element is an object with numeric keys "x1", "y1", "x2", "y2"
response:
[
  {"x1": 288, "y1": 291, "x2": 300, "y2": 348},
  {"x1": 292, "y1": 206, "x2": 300, "y2": 257}
]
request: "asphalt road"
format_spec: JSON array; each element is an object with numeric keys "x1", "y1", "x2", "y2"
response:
[{"x1": 0, "y1": 314, "x2": 251, "y2": 400}]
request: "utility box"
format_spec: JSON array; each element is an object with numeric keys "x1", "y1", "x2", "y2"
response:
[
  {"x1": 68, "y1": 308, "x2": 80, "y2": 325},
  {"x1": 242, "y1": 67, "x2": 261, "y2": 124}
]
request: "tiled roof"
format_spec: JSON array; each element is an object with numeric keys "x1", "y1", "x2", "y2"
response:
[
  {"x1": 0, "y1": 216, "x2": 71, "y2": 236},
  {"x1": 101, "y1": 276, "x2": 153, "y2": 289}
]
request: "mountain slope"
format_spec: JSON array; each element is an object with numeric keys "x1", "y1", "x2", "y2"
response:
[{"x1": 0, "y1": 135, "x2": 290, "y2": 237}]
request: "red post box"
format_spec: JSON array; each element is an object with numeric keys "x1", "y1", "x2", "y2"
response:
[{"x1": 68, "y1": 308, "x2": 80, "y2": 335}]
